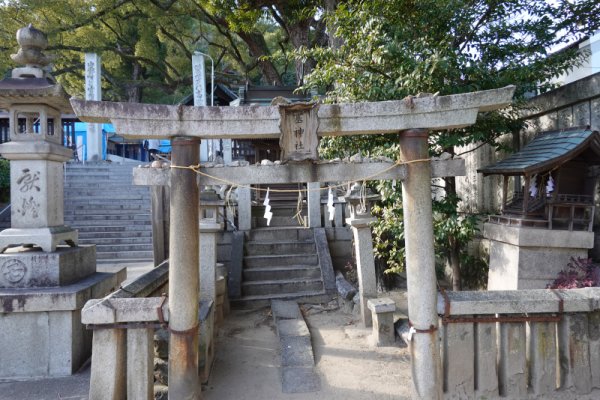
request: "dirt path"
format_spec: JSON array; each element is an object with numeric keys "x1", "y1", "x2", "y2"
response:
[{"x1": 203, "y1": 306, "x2": 413, "y2": 400}]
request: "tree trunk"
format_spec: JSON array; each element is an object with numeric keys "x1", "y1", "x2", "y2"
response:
[
  {"x1": 324, "y1": 0, "x2": 343, "y2": 49},
  {"x1": 237, "y1": 31, "x2": 283, "y2": 85},
  {"x1": 126, "y1": 62, "x2": 142, "y2": 103},
  {"x1": 288, "y1": 19, "x2": 313, "y2": 85},
  {"x1": 444, "y1": 175, "x2": 462, "y2": 290},
  {"x1": 448, "y1": 237, "x2": 462, "y2": 291}
]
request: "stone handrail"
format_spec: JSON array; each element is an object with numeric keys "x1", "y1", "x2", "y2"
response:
[
  {"x1": 437, "y1": 288, "x2": 600, "y2": 398},
  {"x1": 82, "y1": 260, "x2": 170, "y2": 400}
]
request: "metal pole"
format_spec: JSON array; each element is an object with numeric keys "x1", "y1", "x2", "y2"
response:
[
  {"x1": 399, "y1": 129, "x2": 443, "y2": 400},
  {"x1": 168, "y1": 137, "x2": 201, "y2": 400}
]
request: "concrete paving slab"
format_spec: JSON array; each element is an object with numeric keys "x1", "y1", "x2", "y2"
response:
[
  {"x1": 281, "y1": 336, "x2": 314, "y2": 367},
  {"x1": 282, "y1": 366, "x2": 321, "y2": 393},
  {"x1": 277, "y1": 319, "x2": 310, "y2": 338},
  {"x1": 271, "y1": 300, "x2": 302, "y2": 321}
]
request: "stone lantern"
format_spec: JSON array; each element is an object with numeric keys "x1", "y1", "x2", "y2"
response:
[
  {"x1": 345, "y1": 182, "x2": 381, "y2": 222},
  {"x1": 0, "y1": 25, "x2": 123, "y2": 380},
  {"x1": 345, "y1": 182, "x2": 381, "y2": 327},
  {"x1": 0, "y1": 24, "x2": 77, "y2": 252}
]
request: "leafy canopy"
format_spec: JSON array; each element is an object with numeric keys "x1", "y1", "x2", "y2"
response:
[{"x1": 303, "y1": 0, "x2": 600, "y2": 281}]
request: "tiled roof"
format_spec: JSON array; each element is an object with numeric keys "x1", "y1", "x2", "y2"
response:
[{"x1": 478, "y1": 128, "x2": 600, "y2": 176}]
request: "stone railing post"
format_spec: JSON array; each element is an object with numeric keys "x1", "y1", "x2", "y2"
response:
[
  {"x1": 198, "y1": 188, "x2": 222, "y2": 382},
  {"x1": 237, "y1": 186, "x2": 252, "y2": 231},
  {"x1": 84, "y1": 296, "x2": 170, "y2": 400},
  {"x1": 151, "y1": 185, "x2": 166, "y2": 266},
  {"x1": 89, "y1": 329, "x2": 126, "y2": 400},
  {"x1": 345, "y1": 183, "x2": 379, "y2": 327},
  {"x1": 127, "y1": 328, "x2": 154, "y2": 399},
  {"x1": 307, "y1": 182, "x2": 322, "y2": 227}
]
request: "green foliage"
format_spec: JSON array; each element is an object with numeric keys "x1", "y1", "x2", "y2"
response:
[
  {"x1": 305, "y1": 0, "x2": 600, "y2": 287},
  {"x1": 0, "y1": 0, "x2": 326, "y2": 102},
  {"x1": 0, "y1": 159, "x2": 10, "y2": 203}
]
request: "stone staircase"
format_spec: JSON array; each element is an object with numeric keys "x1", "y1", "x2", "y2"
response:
[
  {"x1": 235, "y1": 227, "x2": 331, "y2": 308},
  {"x1": 64, "y1": 162, "x2": 153, "y2": 263}
]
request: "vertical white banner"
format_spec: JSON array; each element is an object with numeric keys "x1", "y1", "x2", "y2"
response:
[
  {"x1": 192, "y1": 52, "x2": 209, "y2": 161},
  {"x1": 85, "y1": 53, "x2": 103, "y2": 161}
]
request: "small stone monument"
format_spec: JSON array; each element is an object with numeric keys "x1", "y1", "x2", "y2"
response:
[{"x1": 0, "y1": 25, "x2": 123, "y2": 380}]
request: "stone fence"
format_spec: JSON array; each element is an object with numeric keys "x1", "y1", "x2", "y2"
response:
[
  {"x1": 438, "y1": 288, "x2": 600, "y2": 399},
  {"x1": 81, "y1": 261, "x2": 170, "y2": 399}
]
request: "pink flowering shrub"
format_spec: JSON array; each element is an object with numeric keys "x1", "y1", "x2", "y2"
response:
[{"x1": 547, "y1": 257, "x2": 600, "y2": 289}]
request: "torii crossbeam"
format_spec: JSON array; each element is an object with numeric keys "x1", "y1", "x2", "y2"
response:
[{"x1": 71, "y1": 85, "x2": 515, "y2": 400}]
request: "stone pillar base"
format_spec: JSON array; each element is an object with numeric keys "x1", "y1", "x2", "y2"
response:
[
  {"x1": 0, "y1": 226, "x2": 78, "y2": 253},
  {"x1": 0, "y1": 270, "x2": 124, "y2": 379},
  {"x1": 484, "y1": 223, "x2": 594, "y2": 290},
  {"x1": 0, "y1": 245, "x2": 95, "y2": 288}
]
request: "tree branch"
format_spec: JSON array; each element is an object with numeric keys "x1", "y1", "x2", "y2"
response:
[{"x1": 49, "y1": 0, "x2": 134, "y2": 35}]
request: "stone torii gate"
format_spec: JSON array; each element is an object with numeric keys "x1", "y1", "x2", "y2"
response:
[{"x1": 71, "y1": 85, "x2": 514, "y2": 400}]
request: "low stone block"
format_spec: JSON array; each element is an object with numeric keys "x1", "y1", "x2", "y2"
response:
[
  {"x1": 0, "y1": 245, "x2": 96, "y2": 288},
  {"x1": 367, "y1": 298, "x2": 395, "y2": 347},
  {"x1": 367, "y1": 297, "x2": 396, "y2": 313}
]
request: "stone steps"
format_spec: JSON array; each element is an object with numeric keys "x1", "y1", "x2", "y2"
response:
[
  {"x1": 243, "y1": 253, "x2": 319, "y2": 269},
  {"x1": 65, "y1": 213, "x2": 150, "y2": 222},
  {"x1": 246, "y1": 227, "x2": 313, "y2": 242},
  {"x1": 243, "y1": 265, "x2": 322, "y2": 281},
  {"x1": 64, "y1": 163, "x2": 153, "y2": 262},
  {"x1": 78, "y1": 230, "x2": 152, "y2": 239},
  {"x1": 245, "y1": 241, "x2": 315, "y2": 255},
  {"x1": 254, "y1": 215, "x2": 306, "y2": 228},
  {"x1": 69, "y1": 219, "x2": 151, "y2": 227},
  {"x1": 242, "y1": 277, "x2": 323, "y2": 296},
  {"x1": 236, "y1": 227, "x2": 330, "y2": 308},
  {"x1": 66, "y1": 204, "x2": 150, "y2": 211},
  {"x1": 94, "y1": 243, "x2": 153, "y2": 252},
  {"x1": 79, "y1": 237, "x2": 153, "y2": 245},
  {"x1": 65, "y1": 208, "x2": 150, "y2": 216},
  {"x1": 97, "y1": 250, "x2": 154, "y2": 260},
  {"x1": 231, "y1": 290, "x2": 331, "y2": 309}
]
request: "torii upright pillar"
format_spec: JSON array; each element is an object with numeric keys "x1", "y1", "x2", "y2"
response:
[
  {"x1": 400, "y1": 129, "x2": 442, "y2": 399},
  {"x1": 168, "y1": 137, "x2": 201, "y2": 399}
]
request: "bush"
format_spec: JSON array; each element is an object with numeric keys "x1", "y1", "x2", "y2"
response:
[
  {"x1": 547, "y1": 257, "x2": 600, "y2": 289},
  {"x1": 0, "y1": 159, "x2": 9, "y2": 203}
]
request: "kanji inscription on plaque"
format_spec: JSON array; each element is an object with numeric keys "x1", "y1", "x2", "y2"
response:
[{"x1": 278, "y1": 102, "x2": 319, "y2": 162}]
